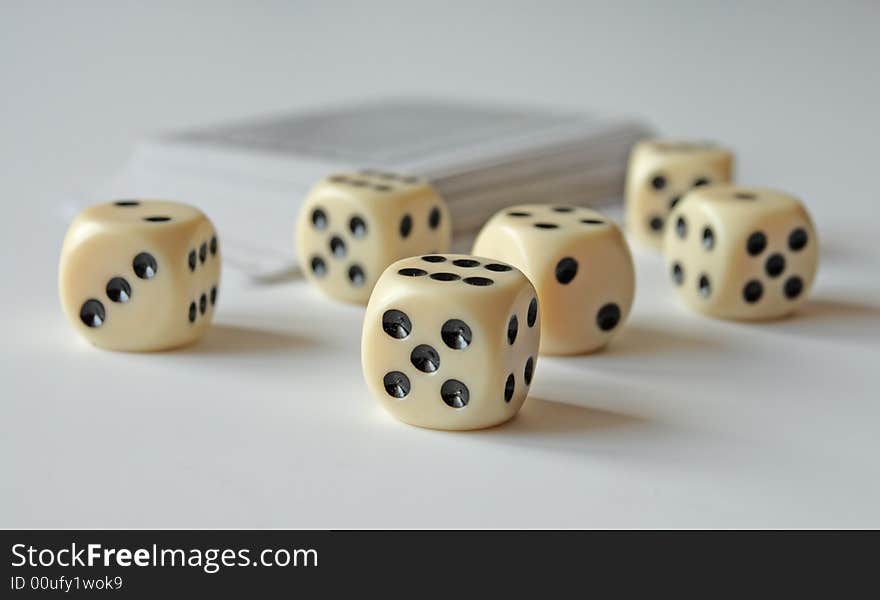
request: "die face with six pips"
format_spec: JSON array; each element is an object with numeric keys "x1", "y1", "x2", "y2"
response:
[
  {"x1": 59, "y1": 199, "x2": 221, "y2": 351},
  {"x1": 663, "y1": 186, "x2": 818, "y2": 320},
  {"x1": 473, "y1": 204, "x2": 634, "y2": 355},
  {"x1": 625, "y1": 139, "x2": 734, "y2": 250},
  {"x1": 362, "y1": 254, "x2": 540, "y2": 431},
  {"x1": 295, "y1": 170, "x2": 451, "y2": 304}
]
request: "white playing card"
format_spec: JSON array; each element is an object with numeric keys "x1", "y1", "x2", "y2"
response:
[{"x1": 94, "y1": 98, "x2": 650, "y2": 280}]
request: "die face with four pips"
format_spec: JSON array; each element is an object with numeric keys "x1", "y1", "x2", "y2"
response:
[
  {"x1": 362, "y1": 254, "x2": 540, "y2": 431},
  {"x1": 472, "y1": 204, "x2": 634, "y2": 355},
  {"x1": 663, "y1": 186, "x2": 818, "y2": 320},
  {"x1": 295, "y1": 170, "x2": 452, "y2": 304},
  {"x1": 59, "y1": 200, "x2": 221, "y2": 351},
  {"x1": 625, "y1": 139, "x2": 734, "y2": 250}
]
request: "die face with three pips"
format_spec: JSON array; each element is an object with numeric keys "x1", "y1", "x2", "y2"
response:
[
  {"x1": 473, "y1": 204, "x2": 635, "y2": 355},
  {"x1": 663, "y1": 186, "x2": 818, "y2": 320},
  {"x1": 362, "y1": 254, "x2": 540, "y2": 431},
  {"x1": 295, "y1": 170, "x2": 451, "y2": 304},
  {"x1": 59, "y1": 200, "x2": 220, "y2": 351},
  {"x1": 625, "y1": 139, "x2": 734, "y2": 250}
]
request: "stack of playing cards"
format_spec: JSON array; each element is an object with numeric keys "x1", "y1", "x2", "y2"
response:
[{"x1": 98, "y1": 98, "x2": 650, "y2": 278}]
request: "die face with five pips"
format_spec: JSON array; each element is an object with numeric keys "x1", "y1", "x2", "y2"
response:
[
  {"x1": 362, "y1": 254, "x2": 540, "y2": 431},
  {"x1": 663, "y1": 186, "x2": 818, "y2": 320},
  {"x1": 473, "y1": 204, "x2": 635, "y2": 355},
  {"x1": 625, "y1": 139, "x2": 734, "y2": 250},
  {"x1": 59, "y1": 200, "x2": 220, "y2": 351},
  {"x1": 295, "y1": 170, "x2": 451, "y2": 304}
]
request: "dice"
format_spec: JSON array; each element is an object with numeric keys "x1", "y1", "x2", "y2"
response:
[
  {"x1": 295, "y1": 170, "x2": 452, "y2": 304},
  {"x1": 472, "y1": 204, "x2": 634, "y2": 355},
  {"x1": 663, "y1": 185, "x2": 818, "y2": 320},
  {"x1": 625, "y1": 139, "x2": 734, "y2": 250},
  {"x1": 361, "y1": 254, "x2": 540, "y2": 430},
  {"x1": 59, "y1": 200, "x2": 221, "y2": 351}
]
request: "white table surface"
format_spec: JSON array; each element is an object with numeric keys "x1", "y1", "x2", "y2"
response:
[{"x1": 2, "y1": 1, "x2": 879, "y2": 528}]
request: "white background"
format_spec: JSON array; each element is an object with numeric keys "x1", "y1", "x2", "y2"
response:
[{"x1": 2, "y1": 0, "x2": 879, "y2": 527}]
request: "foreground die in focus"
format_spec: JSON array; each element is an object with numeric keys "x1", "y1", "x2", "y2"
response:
[
  {"x1": 663, "y1": 186, "x2": 818, "y2": 320},
  {"x1": 362, "y1": 254, "x2": 540, "y2": 431},
  {"x1": 473, "y1": 204, "x2": 634, "y2": 355},
  {"x1": 625, "y1": 139, "x2": 734, "y2": 250},
  {"x1": 59, "y1": 200, "x2": 221, "y2": 351},
  {"x1": 295, "y1": 170, "x2": 452, "y2": 304}
]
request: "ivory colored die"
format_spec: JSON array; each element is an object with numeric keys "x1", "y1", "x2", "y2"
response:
[
  {"x1": 625, "y1": 139, "x2": 734, "y2": 250},
  {"x1": 362, "y1": 254, "x2": 540, "y2": 431},
  {"x1": 295, "y1": 170, "x2": 451, "y2": 304},
  {"x1": 59, "y1": 200, "x2": 221, "y2": 351},
  {"x1": 472, "y1": 204, "x2": 634, "y2": 355},
  {"x1": 663, "y1": 186, "x2": 818, "y2": 320}
]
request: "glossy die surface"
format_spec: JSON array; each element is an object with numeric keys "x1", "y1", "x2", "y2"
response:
[
  {"x1": 473, "y1": 204, "x2": 634, "y2": 355},
  {"x1": 295, "y1": 170, "x2": 451, "y2": 304},
  {"x1": 625, "y1": 139, "x2": 733, "y2": 250},
  {"x1": 663, "y1": 186, "x2": 818, "y2": 320},
  {"x1": 59, "y1": 200, "x2": 220, "y2": 351},
  {"x1": 362, "y1": 254, "x2": 540, "y2": 431}
]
